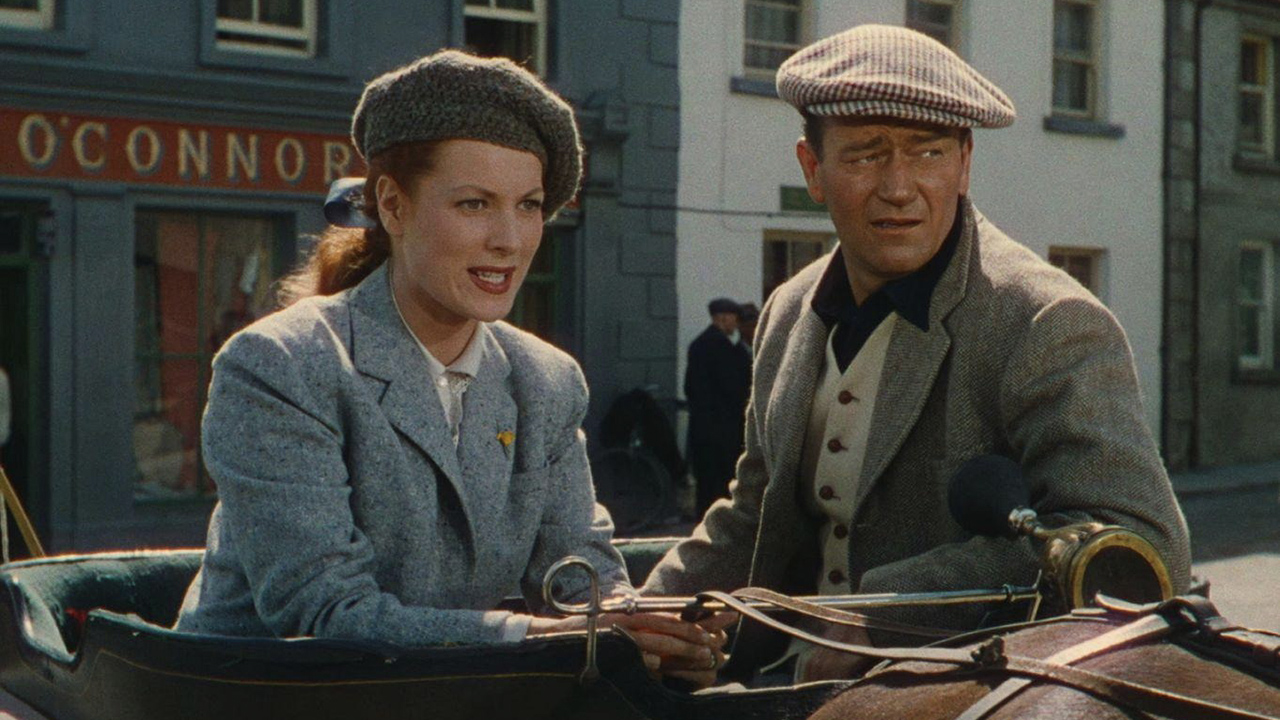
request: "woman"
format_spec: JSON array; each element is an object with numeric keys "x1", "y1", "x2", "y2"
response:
[{"x1": 175, "y1": 50, "x2": 723, "y2": 679}]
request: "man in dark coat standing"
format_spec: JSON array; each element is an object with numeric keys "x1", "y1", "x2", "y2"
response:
[{"x1": 685, "y1": 298, "x2": 752, "y2": 517}]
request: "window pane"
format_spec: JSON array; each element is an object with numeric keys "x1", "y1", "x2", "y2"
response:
[
  {"x1": 464, "y1": 16, "x2": 537, "y2": 69},
  {"x1": 496, "y1": 0, "x2": 535, "y2": 10},
  {"x1": 763, "y1": 240, "x2": 789, "y2": 301},
  {"x1": 1240, "y1": 93, "x2": 1264, "y2": 146},
  {"x1": 908, "y1": 0, "x2": 953, "y2": 28},
  {"x1": 513, "y1": 282, "x2": 554, "y2": 340},
  {"x1": 1053, "y1": 1, "x2": 1091, "y2": 53},
  {"x1": 259, "y1": 0, "x2": 304, "y2": 27},
  {"x1": 1052, "y1": 60, "x2": 1090, "y2": 112},
  {"x1": 134, "y1": 211, "x2": 278, "y2": 502},
  {"x1": 0, "y1": 212, "x2": 22, "y2": 254},
  {"x1": 790, "y1": 240, "x2": 824, "y2": 271},
  {"x1": 527, "y1": 233, "x2": 554, "y2": 276},
  {"x1": 1240, "y1": 248, "x2": 1264, "y2": 302},
  {"x1": 1239, "y1": 306, "x2": 1261, "y2": 358},
  {"x1": 134, "y1": 357, "x2": 205, "y2": 499},
  {"x1": 0, "y1": 0, "x2": 39, "y2": 9},
  {"x1": 746, "y1": 4, "x2": 798, "y2": 44},
  {"x1": 1241, "y1": 40, "x2": 1264, "y2": 84},
  {"x1": 216, "y1": 0, "x2": 253, "y2": 21},
  {"x1": 203, "y1": 217, "x2": 276, "y2": 353},
  {"x1": 745, "y1": 44, "x2": 795, "y2": 71}
]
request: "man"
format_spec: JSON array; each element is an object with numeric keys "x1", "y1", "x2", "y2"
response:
[
  {"x1": 643, "y1": 25, "x2": 1190, "y2": 681},
  {"x1": 685, "y1": 298, "x2": 753, "y2": 517},
  {"x1": 738, "y1": 302, "x2": 761, "y2": 350}
]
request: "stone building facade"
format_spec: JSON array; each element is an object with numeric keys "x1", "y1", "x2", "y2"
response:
[
  {"x1": 1163, "y1": 0, "x2": 1280, "y2": 469},
  {"x1": 0, "y1": 0, "x2": 679, "y2": 551}
]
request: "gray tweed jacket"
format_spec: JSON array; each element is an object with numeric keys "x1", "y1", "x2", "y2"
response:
[
  {"x1": 175, "y1": 264, "x2": 629, "y2": 645},
  {"x1": 643, "y1": 200, "x2": 1191, "y2": 655}
]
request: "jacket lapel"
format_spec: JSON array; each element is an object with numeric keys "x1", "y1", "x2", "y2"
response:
[
  {"x1": 855, "y1": 199, "x2": 977, "y2": 509},
  {"x1": 347, "y1": 266, "x2": 473, "y2": 530},
  {"x1": 456, "y1": 329, "x2": 517, "y2": 506}
]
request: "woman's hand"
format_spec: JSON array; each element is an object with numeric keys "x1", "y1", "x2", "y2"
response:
[{"x1": 526, "y1": 611, "x2": 736, "y2": 689}]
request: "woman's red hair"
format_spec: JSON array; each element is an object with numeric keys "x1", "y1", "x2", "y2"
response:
[{"x1": 277, "y1": 141, "x2": 440, "y2": 306}]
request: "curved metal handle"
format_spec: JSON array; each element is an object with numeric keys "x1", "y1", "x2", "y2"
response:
[{"x1": 542, "y1": 556, "x2": 602, "y2": 683}]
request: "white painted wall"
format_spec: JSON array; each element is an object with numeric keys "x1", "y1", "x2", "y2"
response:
[{"x1": 676, "y1": 0, "x2": 1166, "y2": 440}]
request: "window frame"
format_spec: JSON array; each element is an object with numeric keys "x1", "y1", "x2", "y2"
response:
[
  {"x1": 214, "y1": 0, "x2": 317, "y2": 58},
  {"x1": 0, "y1": 0, "x2": 53, "y2": 30},
  {"x1": 1239, "y1": 34, "x2": 1276, "y2": 158},
  {"x1": 905, "y1": 0, "x2": 961, "y2": 51},
  {"x1": 1047, "y1": 245, "x2": 1107, "y2": 298},
  {"x1": 1051, "y1": 0, "x2": 1101, "y2": 120},
  {"x1": 762, "y1": 229, "x2": 835, "y2": 302},
  {"x1": 742, "y1": 0, "x2": 807, "y2": 80},
  {"x1": 463, "y1": 0, "x2": 547, "y2": 76},
  {"x1": 1237, "y1": 240, "x2": 1275, "y2": 372}
]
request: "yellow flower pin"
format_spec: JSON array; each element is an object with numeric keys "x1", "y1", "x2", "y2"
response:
[{"x1": 497, "y1": 430, "x2": 516, "y2": 448}]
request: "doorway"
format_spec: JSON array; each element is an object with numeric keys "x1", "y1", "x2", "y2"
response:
[{"x1": 0, "y1": 202, "x2": 49, "y2": 557}]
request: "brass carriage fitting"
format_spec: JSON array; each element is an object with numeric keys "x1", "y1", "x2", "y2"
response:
[{"x1": 1037, "y1": 521, "x2": 1174, "y2": 609}]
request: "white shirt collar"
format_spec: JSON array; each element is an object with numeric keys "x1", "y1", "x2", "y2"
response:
[{"x1": 389, "y1": 280, "x2": 487, "y2": 381}]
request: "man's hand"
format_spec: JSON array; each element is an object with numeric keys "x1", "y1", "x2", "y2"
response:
[{"x1": 527, "y1": 610, "x2": 737, "y2": 690}]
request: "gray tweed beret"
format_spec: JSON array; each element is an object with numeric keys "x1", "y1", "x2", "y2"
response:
[
  {"x1": 777, "y1": 24, "x2": 1015, "y2": 128},
  {"x1": 351, "y1": 49, "x2": 583, "y2": 218}
]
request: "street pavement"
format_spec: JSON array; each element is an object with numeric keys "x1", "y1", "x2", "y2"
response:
[{"x1": 1178, "y1": 469, "x2": 1280, "y2": 632}]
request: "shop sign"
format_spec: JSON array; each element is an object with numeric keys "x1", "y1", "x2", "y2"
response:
[{"x1": 1, "y1": 106, "x2": 359, "y2": 195}]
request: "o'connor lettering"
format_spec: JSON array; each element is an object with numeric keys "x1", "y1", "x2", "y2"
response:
[{"x1": 2, "y1": 107, "x2": 357, "y2": 195}]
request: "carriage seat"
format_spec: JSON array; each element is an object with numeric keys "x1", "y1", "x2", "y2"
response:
[{"x1": 0, "y1": 550, "x2": 202, "y2": 661}]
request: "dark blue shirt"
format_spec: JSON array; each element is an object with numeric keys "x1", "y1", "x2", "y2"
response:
[{"x1": 810, "y1": 209, "x2": 962, "y2": 373}]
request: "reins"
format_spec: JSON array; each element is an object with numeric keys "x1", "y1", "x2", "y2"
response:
[{"x1": 706, "y1": 590, "x2": 1280, "y2": 720}]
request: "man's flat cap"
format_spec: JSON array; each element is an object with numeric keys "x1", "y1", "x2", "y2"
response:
[
  {"x1": 777, "y1": 24, "x2": 1015, "y2": 129},
  {"x1": 708, "y1": 298, "x2": 742, "y2": 316}
]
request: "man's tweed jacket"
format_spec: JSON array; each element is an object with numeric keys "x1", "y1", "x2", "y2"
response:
[
  {"x1": 642, "y1": 199, "x2": 1191, "y2": 668},
  {"x1": 175, "y1": 264, "x2": 629, "y2": 645}
]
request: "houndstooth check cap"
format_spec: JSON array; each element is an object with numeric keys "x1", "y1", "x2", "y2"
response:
[{"x1": 776, "y1": 24, "x2": 1015, "y2": 129}]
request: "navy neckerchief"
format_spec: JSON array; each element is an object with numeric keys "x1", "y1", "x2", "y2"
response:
[{"x1": 810, "y1": 202, "x2": 963, "y2": 373}]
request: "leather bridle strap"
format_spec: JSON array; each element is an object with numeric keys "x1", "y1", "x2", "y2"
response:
[
  {"x1": 705, "y1": 591, "x2": 1279, "y2": 720},
  {"x1": 953, "y1": 612, "x2": 1177, "y2": 720},
  {"x1": 731, "y1": 587, "x2": 955, "y2": 639},
  {"x1": 698, "y1": 590, "x2": 982, "y2": 666},
  {"x1": 980, "y1": 650, "x2": 1280, "y2": 720}
]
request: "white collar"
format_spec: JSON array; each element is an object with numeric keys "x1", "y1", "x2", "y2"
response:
[{"x1": 389, "y1": 280, "x2": 487, "y2": 380}]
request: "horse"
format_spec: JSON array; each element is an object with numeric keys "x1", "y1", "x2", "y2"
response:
[{"x1": 796, "y1": 595, "x2": 1280, "y2": 720}]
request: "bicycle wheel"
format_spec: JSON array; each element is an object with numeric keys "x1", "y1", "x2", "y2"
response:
[{"x1": 590, "y1": 447, "x2": 671, "y2": 536}]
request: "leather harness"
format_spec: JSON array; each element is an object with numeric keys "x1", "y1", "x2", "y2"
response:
[{"x1": 698, "y1": 589, "x2": 1280, "y2": 720}]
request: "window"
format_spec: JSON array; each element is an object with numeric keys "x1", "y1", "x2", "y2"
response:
[
  {"x1": 763, "y1": 230, "x2": 835, "y2": 301},
  {"x1": 1048, "y1": 246, "x2": 1106, "y2": 298},
  {"x1": 906, "y1": 0, "x2": 960, "y2": 49},
  {"x1": 1238, "y1": 242, "x2": 1275, "y2": 371},
  {"x1": 464, "y1": 0, "x2": 546, "y2": 75},
  {"x1": 1052, "y1": 0, "x2": 1099, "y2": 118},
  {"x1": 215, "y1": 0, "x2": 316, "y2": 57},
  {"x1": 1240, "y1": 36, "x2": 1275, "y2": 157},
  {"x1": 0, "y1": 0, "x2": 54, "y2": 30},
  {"x1": 509, "y1": 228, "x2": 559, "y2": 341},
  {"x1": 133, "y1": 211, "x2": 281, "y2": 501},
  {"x1": 744, "y1": 0, "x2": 805, "y2": 77}
]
